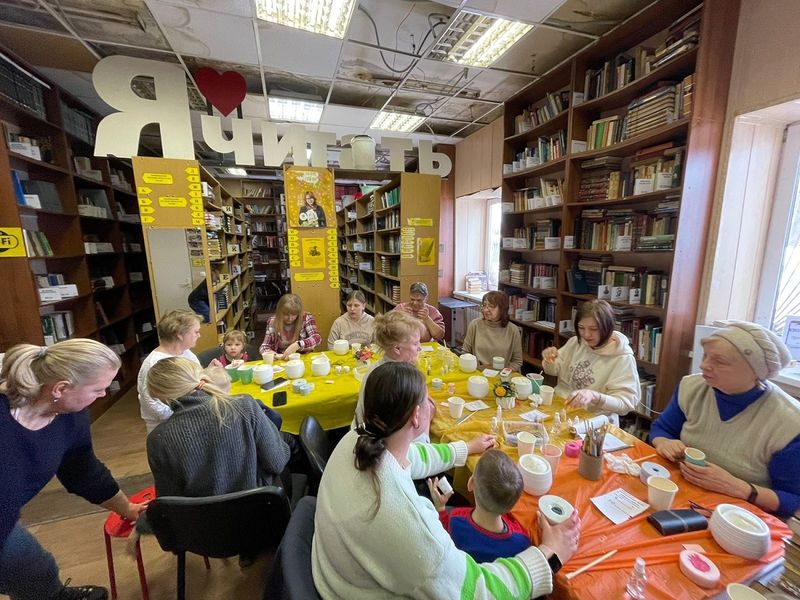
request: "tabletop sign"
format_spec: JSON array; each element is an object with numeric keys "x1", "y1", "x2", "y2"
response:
[{"x1": 132, "y1": 157, "x2": 204, "y2": 228}]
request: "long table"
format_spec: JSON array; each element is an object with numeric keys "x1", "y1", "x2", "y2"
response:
[{"x1": 431, "y1": 397, "x2": 791, "y2": 600}]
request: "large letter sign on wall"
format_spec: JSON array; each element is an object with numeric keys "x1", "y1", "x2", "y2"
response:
[{"x1": 93, "y1": 56, "x2": 194, "y2": 160}]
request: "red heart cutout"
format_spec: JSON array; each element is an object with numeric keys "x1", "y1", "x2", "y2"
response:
[{"x1": 194, "y1": 68, "x2": 247, "y2": 117}]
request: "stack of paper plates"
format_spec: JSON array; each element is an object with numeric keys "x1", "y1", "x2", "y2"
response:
[{"x1": 710, "y1": 504, "x2": 770, "y2": 560}]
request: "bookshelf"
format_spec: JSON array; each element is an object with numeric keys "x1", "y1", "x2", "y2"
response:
[
  {"x1": 0, "y1": 46, "x2": 156, "y2": 418},
  {"x1": 336, "y1": 172, "x2": 440, "y2": 315},
  {"x1": 221, "y1": 178, "x2": 290, "y2": 340},
  {"x1": 499, "y1": 0, "x2": 738, "y2": 415},
  {"x1": 198, "y1": 170, "x2": 254, "y2": 343}
]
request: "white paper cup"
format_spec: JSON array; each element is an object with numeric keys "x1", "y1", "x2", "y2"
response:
[
  {"x1": 492, "y1": 356, "x2": 505, "y2": 370},
  {"x1": 526, "y1": 373, "x2": 544, "y2": 393},
  {"x1": 542, "y1": 443, "x2": 563, "y2": 474},
  {"x1": 448, "y1": 396, "x2": 465, "y2": 419},
  {"x1": 262, "y1": 351, "x2": 275, "y2": 365},
  {"x1": 647, "y1": 476, "x2": 679, "y2": 511},
  {"x1": 517, "y1": 431, "x2": 537, "y2": 456},
  {"x1": 540, "y1": 385, "x2": 554, "y2": 406}
]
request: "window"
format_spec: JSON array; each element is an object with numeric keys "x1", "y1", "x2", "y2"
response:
[
  {"x1": 485, "y1": 198, "x2": 501, "y2": 287},
  {"x1": 453, "y1": 188, "x2": 501, "y2": 292}
]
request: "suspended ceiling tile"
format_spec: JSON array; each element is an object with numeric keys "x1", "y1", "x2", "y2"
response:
[
  {"x1": 490, "y1": 25, "x2": 590, "y2": 73},
  {"x1": 156, "y1": 0, "x2": 254, "y2": 19},
  {"x1": 94, "y1": 43, "x2": 181, "y2": 63},
  {"x1": 257, "y1": 22, "x2": 342, "y2": 80},
  {"x1": 320, "y1": 104, "x2": 377, "y2": 129},
  {"x1": 262, "y1": 70, "x2": 330, "y2": 100},
  {"x1": 426, "y1": 118, "x2": 467, "y2": 136},
  {"x1": 0, "y1": 25, "x2": 98, "y2": 72},
  {"x1": 0, "y1": 3, "x2": 67, "y2": 31},
  {"x1": 462, "y1": 0, "x2": 566, "y2": 22},
  {"x1": 545, "y1": 0, "x2": 652, "y2": 36},
  {"x1": 338, "y1": 42, "x2": 416, "y2": 87},
  {"x1": 329, "y1": 80, "x2": 392, "y2": 109},
  {"x1": 181, "y1": 57, "x2": 264, "y2": 93},
  {"x1": 59, "y1": 2, "x2": 170, "y2": 50},
  {"x1": 241, "y1": 94, "x2": 268, "y2": 120},
  {"x1": 147, "y1": 3, "x2": 259, "y2": 64},
  {"x1": 347, "y1": 0, "x2": 454, "y2": 52},
  {"x1": 458, "y1": 123, "x2": 483, "y2": 137},
  {"x1": 38, "y1": 67, "x2": 95, "y2": 97},
  {"x1": 469, "y1": 69, "x2": 533, "y2": 102}
]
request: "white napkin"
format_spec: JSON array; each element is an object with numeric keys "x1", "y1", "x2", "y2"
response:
[{"x1": 603, "y1": 452, "x2": 642, "y2": 476}]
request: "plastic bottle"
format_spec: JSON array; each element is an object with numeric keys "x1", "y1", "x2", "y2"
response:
[
  {"x1": 626, "y1": 557, "x2": 647, "y2": 599},
  {"x1": 550, "y1": 412, "x2": 562, "y2": 435}
]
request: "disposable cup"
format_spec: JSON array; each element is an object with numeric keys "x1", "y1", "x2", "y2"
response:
[
  {"x1": 238, "y1": 365, "x2": 253, "y2": 385},
  {"x1": 526, "y1": 373, "x2": 544, "y2": 393},
  {"x1": 448, "y1": 396, "x2": 465, "y2": 419},
  {"x1": 540, "y1": 385, "x2": 554, "y2": 406},
  {"x1": 517, "y1": 431, "x2": 537, "y2": 456},
  {"x1": 684, "y1": 447, "x2": 706, "y2": 466},
  {"x1": 431, "y1": 378, "x2": 443, "y2": 391},
  {"x1": 492, "y1": 356, "x2": 505, "y2": 370},
  {"x1": 225, "y1": 364, "x2": 240, "y2": 382},
  {"x1": 542, "y1": 443, "x2": 563, "y2": 474},
  {"x1": 262, "y1": 351, "x2": 275, "y2": 365},
  {"x1": 647, "y1": 476, "x2": 679, "y2": 511}
]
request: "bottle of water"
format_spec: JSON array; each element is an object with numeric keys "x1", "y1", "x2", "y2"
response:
[{"x1": 626, "y1": 557, "x2": 647, "y2": 599}]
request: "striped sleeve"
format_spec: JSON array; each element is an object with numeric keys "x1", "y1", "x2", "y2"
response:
[{"x1": 407, "y1": 441, "x2": 468, "y2": 479}]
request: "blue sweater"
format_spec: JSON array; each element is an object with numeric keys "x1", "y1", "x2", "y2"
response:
[
  {"x1": 650, "y1": 385, "x2": 800, "y2": 517},
  {"x1": 0, "y1": 394, "x2": 119, "y2": 546},
  {"x1": 439, "y1": 507, "x2": 531, "y2": 563}
]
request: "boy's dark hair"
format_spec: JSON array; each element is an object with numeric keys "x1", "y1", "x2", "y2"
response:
[{"x1": 472, "y1": 449, "x2": 524, "y2": 514}]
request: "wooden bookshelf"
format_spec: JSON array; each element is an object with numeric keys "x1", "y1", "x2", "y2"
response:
[
  {"x1": 0, "y1": 46, "x2": 156, "y2": 418},
  {"x1": 499, "y1": 0, "x2": 739, "y2": 414}
]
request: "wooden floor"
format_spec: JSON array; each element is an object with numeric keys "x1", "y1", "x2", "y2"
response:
[{"x1": 3, "y1": 388, "x2": 271, "y2": 600}]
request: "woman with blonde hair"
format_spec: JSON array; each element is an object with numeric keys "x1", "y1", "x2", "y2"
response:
[
  {"x1": 0, "y1": 339, "x2": 146, "y2": 600},
  {"x1": 137, "y1": 309, "x2": 205, "y2": 433},
  {"x1": 259, "y1": 293, "x2": 321, "y2": 359},
  {"x1": 351, "y1": 310, "x2": 425, "y2": 430}
]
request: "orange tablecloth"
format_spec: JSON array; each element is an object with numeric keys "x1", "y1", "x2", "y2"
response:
[{"x1": 432, "y1": 399, "x2": 790, "y2": 600}]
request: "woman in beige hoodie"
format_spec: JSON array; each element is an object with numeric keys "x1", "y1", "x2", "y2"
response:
[{"x1": 542, "y1": 300, "x2": 639, "y2": 421}]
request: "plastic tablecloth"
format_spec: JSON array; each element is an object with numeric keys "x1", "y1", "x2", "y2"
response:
[{"x1": 432, "y1": 398, "x2": 790, "y2": 600}]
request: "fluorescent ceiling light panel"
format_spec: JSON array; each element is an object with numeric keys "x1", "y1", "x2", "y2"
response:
[
  {"x1": 370, "y1": 111, "x2": 426, "y2": 133},
  {"x1": 227, "y1": 167, "x2": 249, "y2": 176},
  {"x1": 268, "y1": 97, "x2": 324, "y2": 123},
  {"x1": 433, "y1": 12, "x2": 533, "y2": 68},
  {"x1": 255, "y1": 0, "x2": 356, "y2": 39}
]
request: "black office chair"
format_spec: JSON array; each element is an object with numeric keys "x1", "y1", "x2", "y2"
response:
[
  {"x1": 264, "y1": 496, "x2": 321, "y2": 600},
  {"x1": 147, "y1": 486, "x2": 291, "y2": 600},
  {"x1": 195, "y1": 343, "x2": 262, "y2": 367},
  {"x1": 299, "y1": 416, "x2": 332, "y2": 496}
]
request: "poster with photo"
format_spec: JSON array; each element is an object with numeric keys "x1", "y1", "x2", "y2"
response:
[{"x1": 284, "y1": 167, "x2": 334, "y2": 228}]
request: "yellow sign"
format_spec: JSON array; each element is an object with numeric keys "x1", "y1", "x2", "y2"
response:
[
  {"x1": 142, "y1": 173, "x2": 174, "y2": 185},
  {"x1": 157, "y1": 196, "x2": 188, "y2": 207},
  {"x1": 417, "y1": 237, "x2": 436, "y2": 266},
  {"x1": 0, "y1": 227, "x2": 26, "y2": 257},
  {"x1": 302, "y1": 238, "x2": 326, "y2": 269},
  {"x1": 294, "y1": 272, "x2": 325, "y2": 282},
  {"x1": 408, "y1": 217, "x2": 434, "y2": 227}
]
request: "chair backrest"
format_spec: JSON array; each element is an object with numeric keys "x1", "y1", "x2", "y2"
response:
[
  {"x1": 298, "y1": 416, "x2": 331, "y2": 493},
  {"x1": 195, "y1": 343, "x2": 262, "y2": 367},
  {"x1": 265, "y1": 496, "x2": 321, "y2": 600},
  {"x1": 146, "y1": 486, "x2": 291, "y2": 559}
]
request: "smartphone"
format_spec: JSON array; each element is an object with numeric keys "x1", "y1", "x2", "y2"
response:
[
  {"x1": 272, "y1": 390, "x2": 287, "y2": 407},
  {"x1": 261, "y1": 377, "x2": 287, "y2": 392}
]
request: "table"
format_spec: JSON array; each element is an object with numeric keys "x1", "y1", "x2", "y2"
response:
[
  {"x1": 431, "y1": 397, "x2": 791, "y2": 600},
  {"x1": 229, "y1": 343, "x2": 472, "y2": 435}
]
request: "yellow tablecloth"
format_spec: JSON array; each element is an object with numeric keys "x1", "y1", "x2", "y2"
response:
[{"x1": 230, "y1": 344, "x2": 473, "y2": 434}]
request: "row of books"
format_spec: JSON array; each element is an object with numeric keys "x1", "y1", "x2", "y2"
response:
[
  {"x1": 383, "y1": 235, "x2": 400, "y2": 253},
  {"x1": 379, "y1": 188, "x2": 400, "y2": 209},
  {"x1": 241, "y1": 182, "x2": 281, "y2": 198},
  {"x1": 12, "y1": 173, "x2": 63, "y2": 212},
  {"x1": 508, "y1": 293, "x2": 557, "y2": 324},
  {"x1": 578, "y1": 146, "x2": 684, "y2": 201},
  {"x1": 621, "y1": 317, "x2": 663, "y2": 364},
  {"x1": 250, "y1": 201, "x2": 287, "y2": 214},
  {"x1": 506, "y1": 219, "x2": 561, "y2": 251},
  {"x1": 376, "y1": 211, "x2": 400, "y2": 230},
  {"x1": 637, "y1": 373, "x2": 657, "y2": 417},
  {"x1": 379, "y1": 255, "x2": 398, "y2": 276},
  {"x1": 382, "y1": 282, "x2": 401, "y2": 303},
  {"x1": 23, "y1": 229, "x2": 53, "y2": 256},
  {"x1": 0, "y1": 51, "x2": 48, "y2": 118},
  {"x1": 513, "y1": 90, "x2": 571, "y2": 134},
  {"x1": 521, "y1": 329, "x2": 553, "y2": 360},
  {"x1": 566, "y1": 265, "x2": 669, "y2": 308},
  {"x1": 575, "y1": 207, "x2": 677, "y2": 252},
  {"x1": 41, "y1": 311, "x2": 75, "y2": 345},
  {"x1": 503, "y1": 262, "x2": 558, "y2": 289}
]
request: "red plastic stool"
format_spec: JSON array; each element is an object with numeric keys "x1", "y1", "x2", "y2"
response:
[{"x1": 103, "y1": 486, "x2": 154, "y2": 600}]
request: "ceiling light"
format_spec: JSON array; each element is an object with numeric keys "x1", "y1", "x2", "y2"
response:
[
  {"x1": 430, "y1": 12, "x2": 533, "y2": 68},
  {"x1": 370, "y1": 111, "x2": 426, "y2": 133},
  {"x1": 227, "y1": 167, "x2": 248, "y2": 176},
  {"x1": 268, "y1": 96, "x2": 324, "y2": 123},
  {"x1": 255, "y1": 0, "x2": 357, "y2": 39}
]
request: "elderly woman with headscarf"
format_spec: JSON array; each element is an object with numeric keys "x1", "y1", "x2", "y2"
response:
[{"x1": 650, "y1": 321, "x2": 800, "y2": 518}]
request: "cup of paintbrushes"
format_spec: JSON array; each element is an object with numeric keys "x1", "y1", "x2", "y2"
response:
[{"x1": 577, "y1": 448, "x2": 604, "y2": 481}]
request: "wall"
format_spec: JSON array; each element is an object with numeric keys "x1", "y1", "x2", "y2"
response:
[
  {"x1": 698, "y1": 1, "x2": 800, "y2": 324},
  {"x1": 454, "y1": 118, "x2": 503, "y2": 198}
]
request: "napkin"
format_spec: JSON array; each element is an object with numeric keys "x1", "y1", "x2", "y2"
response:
[{"x1": 603, "y1": 452, "x2": 642, "y2": 476}]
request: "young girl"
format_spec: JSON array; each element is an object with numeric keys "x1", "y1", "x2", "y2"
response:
[
  {"x1": 217, "y1": 330, "x2": 249, "y2": 366},
  {"x1": 259, "y1": 294, "x2": 321, "y2": 359}
]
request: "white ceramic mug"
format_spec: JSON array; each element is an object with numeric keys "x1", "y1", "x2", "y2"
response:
[
  {"x1": 253, "y1": 364, "x2": 274, "y2": 385},
  {"x1": 511, "y1": 376, "x2": 533, "y2": 399},
  {"x1": 332, "y1": 339, "x2": 349, "y2": 355},
  {"x1": 459, "y1": 353, "x2": 478, "y2": 373},
  {"x1": 467, "y1": 375, "x2": 489, "y2": 399},
  {"x1": 448, "y1": 396, "x2": 465, "y2": 419},
  {"x1": 492, "y1": 356, "x2": 505, "y2": 370}
]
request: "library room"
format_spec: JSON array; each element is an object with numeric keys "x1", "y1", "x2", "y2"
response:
[{"x1": 1, "y1": 1, "x2": 799, "y2": 599}]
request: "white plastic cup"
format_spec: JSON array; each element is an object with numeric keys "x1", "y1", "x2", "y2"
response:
[
  {"x1": 542, "y1": 443, "x2": 563, "y2": 474},
  {"x1": 448, "y1": 396, "x2": 465, "y2": 419},
  {"x1": 527, "y1": 373, "x2": 544, "y2": 393},
  {"x1": 262, "y1": 351, "x2": 275, "y2": 365},
  {"x1": 517, "y1": 431, "x2": 537, "y2": 456},
  {"x1": 647, "y1": 476, "x2": 679, "y2": 511},
  {"x1": 540, "y1": 385, "x2": 555, "y2": 406},
  {"x1": 492, "y1": 356, "x2": 505, "y2": 370}
]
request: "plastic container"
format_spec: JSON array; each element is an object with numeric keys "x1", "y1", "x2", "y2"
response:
[{"x1": 626, "y1": 557, "x2": 647, "y2": 599}]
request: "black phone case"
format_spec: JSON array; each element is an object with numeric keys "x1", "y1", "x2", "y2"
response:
[
  {"x1": 261, "y1": 378, "x2": 287, "y2": 392},
  {"x1": 647, "y1": 509, "x2": 708, "y2": 536},
  {"x1": 273, "y1": 391, "x2": 287, "y2": 407}
]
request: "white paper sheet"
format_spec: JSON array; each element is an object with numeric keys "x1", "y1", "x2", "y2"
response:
[
  {"x1": 482, "y1": 368, "x2": 499, "y2": 377},
  {"x1": 590, "y1": 488, "x2": 649, "y2": 525},
  {"x1": 464, "y1": 400, "x2": 490, "y2": 411},
  {"x1": 519, "y1": 409, "x2": 549, "y2": 422}
]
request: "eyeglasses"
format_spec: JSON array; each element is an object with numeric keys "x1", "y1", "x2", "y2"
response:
[{"x1": 480, "y1": 303, "x2": 496, "y2": 309}]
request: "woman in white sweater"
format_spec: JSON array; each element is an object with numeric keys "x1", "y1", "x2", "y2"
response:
[
  {"x1": 313, "y1": 361, "x2": 580, "y2": 599},
  {"x1": 542, "y1": 299, "x2": 639, "y2": 419},
  {"x1": 463, "y1": 290, "x2": 523, "y2": 371}
]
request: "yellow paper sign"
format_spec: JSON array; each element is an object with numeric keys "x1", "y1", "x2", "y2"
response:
[
  {"x1": 0, "y1": 227, "x2": 26, "y2": 257},
  {"x1": 302, "y1": 238, "x2": 326, "y2": 269},
  {"x1": 158, "y1": 196, "x2": 188, "y2": 208},
  {"x1": 417, "y1": 237, "x2": 436, "y2": 266},
  {"x1": 142, "y1": 173, "x2": 174, "y2": 185},
  {"x1": 294, "y1": 272, "x2": 325, "y2": 282},
  {"x1": 408, "y1": 217, "x2": 434, "y2": 227}
]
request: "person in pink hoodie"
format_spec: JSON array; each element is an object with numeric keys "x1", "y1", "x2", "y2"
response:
[{"x1": 542, "y1": 299, "x2": 639, "y2": 421}]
